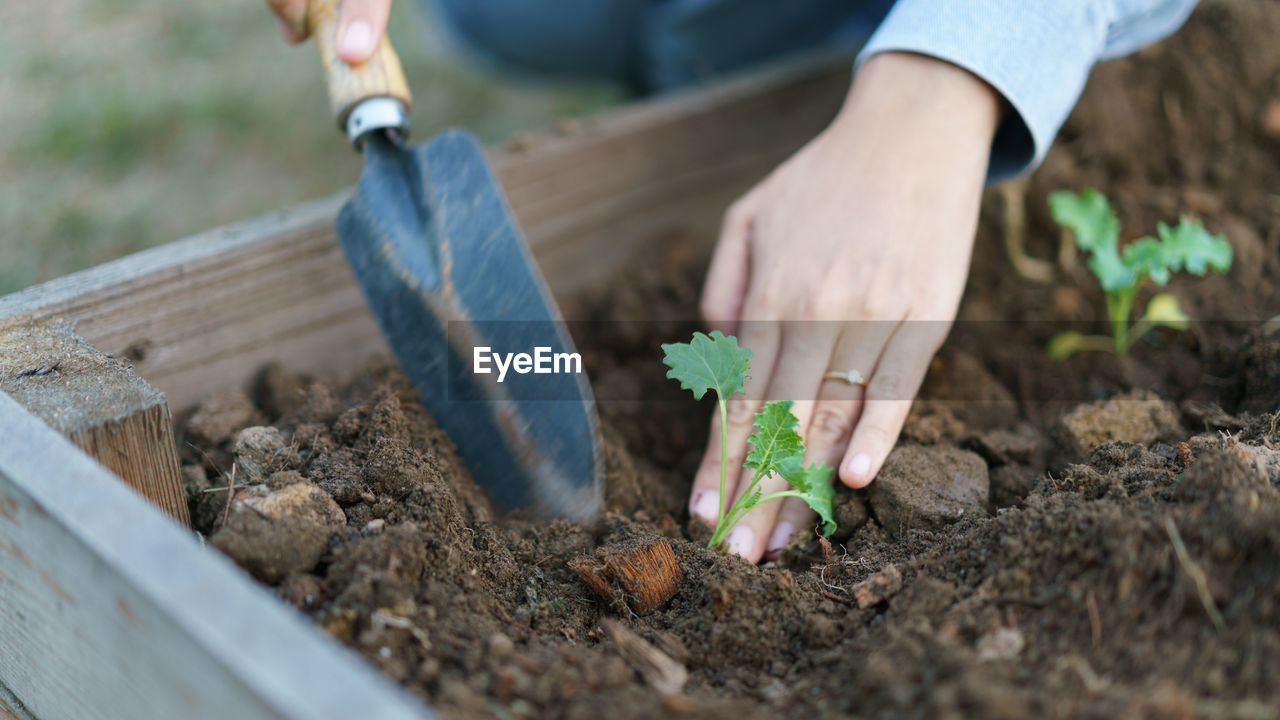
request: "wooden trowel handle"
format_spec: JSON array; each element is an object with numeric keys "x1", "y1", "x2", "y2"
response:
[{"x1": 307, "y1": 0, "x2": 412, "y2": 137}]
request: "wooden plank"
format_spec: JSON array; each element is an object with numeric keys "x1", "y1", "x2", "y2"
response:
[
  {"x1": 0, "y1": 680, "x2": 36, "y2": 720},
  {"x1": 0, "y1": 321, "x2": 189, "y2": 524},
  {"x1": 0, "y1": 54, "x2": 849, "y2": 415},
  {"x1": 0, "y1": 391, "x2": 435, "y2": 720}
]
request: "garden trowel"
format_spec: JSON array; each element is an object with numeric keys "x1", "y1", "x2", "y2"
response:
[{"x1": 304, "y1": 0, "x2": 602, "y2": 520}]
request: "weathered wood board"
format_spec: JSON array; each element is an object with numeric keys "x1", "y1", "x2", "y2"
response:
[
  {"x1": 0, "y1": 680, "x2": 35, "y2": 720},
  {"x1": 0, "y1": 391, "x2": 435, "y2": 720},
  {"x1": 0, "y1": 55, "x2": 848, "y2": 720},
  {"x1": 0, "y1": 321, "x2": 189, "y2": 523}
]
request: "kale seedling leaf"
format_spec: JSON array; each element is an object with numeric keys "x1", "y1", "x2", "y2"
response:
[
  {"x1": 1048, "y1": 188, "x2": 1132, "y2": 291},
  {"x1": 779, "y1": 457, "x2": 837, "y2": 537},
  {"x1": 661, "y1": 330, "x2": 751, "y2": 401},
  {"x1": 1121, "y1": 237, "x2": 1173, "y2": 285},
  {"x1": 1121, "y1": 219, "x2": 1232, "y2": 287},
  {"x1": 1154, "y1": 218, "x2": 1233, "y2": 276},
  {"x1": 744, "y1": 400, "x2": 805, "y2": 475},
  {"x1": 1047, "y1": 188, "x2": 1232, "y2": 358},
  {"x1": 663, "y1": 334, "x2": 839, "y2": 551}
]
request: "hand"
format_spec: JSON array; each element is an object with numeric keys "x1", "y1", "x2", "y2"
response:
[
  {"x1": 689, "y1": 52, "x2": 1002, "y2": 562},
  {"x1": 266, "y1": 0, "x2": 392, "y2": 64}
]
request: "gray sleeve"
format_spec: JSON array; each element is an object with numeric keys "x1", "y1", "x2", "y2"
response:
[{"x1": 854, "y1": 0, "x2": 1198, "y2": 181}]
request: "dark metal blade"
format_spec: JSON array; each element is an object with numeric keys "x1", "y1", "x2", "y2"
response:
[{"x1": 335, "y1": 129, "x2": 602, "y2": 521}]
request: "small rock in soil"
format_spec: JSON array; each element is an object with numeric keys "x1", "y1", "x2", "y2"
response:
[
  {"x1": 1052, "y1": 389, "x2": 1182, "y2": 461},
  {"x1": 233, "y1": 426, "x2": 302, "y2": 484},
  {"x1": 869, "y1": 445, "x2": 989, "y2": 537},
  {"x1": 235, "y1": 481, "x2": 345, "y2": 527},
  {"x1": 186, "y1": 390, "x2": 263, "y2": 447},
  {"x1": 976, "y1": 627, "x2": 1025, "y2": 662}
]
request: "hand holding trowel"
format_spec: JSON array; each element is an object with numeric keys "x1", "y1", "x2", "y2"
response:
[{"x1": 301, "y1": 0, "x2": 603, "y2": 520}]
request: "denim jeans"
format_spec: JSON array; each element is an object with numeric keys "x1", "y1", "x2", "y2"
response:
[
  {"x1": 424, "y1": 0, "x2": 893, "y2": 94},
  {"x1": 421, "y1": 0, "x2": 1198, "y2": 178}
]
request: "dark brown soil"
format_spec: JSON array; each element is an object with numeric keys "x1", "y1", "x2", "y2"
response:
[{"x1": 182, "y1": 4, "x2": 1280, "y2": 718}]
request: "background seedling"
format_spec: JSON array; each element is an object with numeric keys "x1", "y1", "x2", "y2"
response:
[
  {"x1": 1047, "y1": 188, "x2": 1233, "y2": 358},
  {"x1": 661, "y1": 331, "x2": 836, "y2": 549}
]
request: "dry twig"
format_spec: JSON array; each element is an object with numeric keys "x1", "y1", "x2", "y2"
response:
[
  {"x1": 1086, "y1": 590, "x2": 1102, "y2": 648},
  {"x1": 603, "y1": 619, "x2": 687, "y2": 697},
  {"x1": 1163, "y1": 516, "x2": 1226, "y2": 632}
]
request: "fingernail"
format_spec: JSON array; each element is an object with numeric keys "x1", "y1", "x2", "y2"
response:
[
  {"x1": 726, "y1": 526, "x2": 755, "y2": 558},
  {"x1": 339, "y1": 20, "x2": 374, "y2": 59},
  {"x1": 766, "y1": 522, "x2": 796, "y2": 555},
  {"x1": 691, "y1": 491, "x2": 720, "y2": 523},
  {"x1": 845, "y1": 453, "x2": 872, "y2": 483}
]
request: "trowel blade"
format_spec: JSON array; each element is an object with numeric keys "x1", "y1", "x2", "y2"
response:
[{"x1": 335, "y1": 129, "x2": 603, "y2": 521}]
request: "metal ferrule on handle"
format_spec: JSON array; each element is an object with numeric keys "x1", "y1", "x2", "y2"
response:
[
  {"x1": 346, "y1": 97, "x2": 410, "y2": 144},
  {"x1": 307, "y1": 0, "x2": 413, "y2": 147}
]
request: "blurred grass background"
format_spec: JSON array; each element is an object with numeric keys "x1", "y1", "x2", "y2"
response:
[{"x1": 0, "y1": 0, "x2": 621, "y2": 295}]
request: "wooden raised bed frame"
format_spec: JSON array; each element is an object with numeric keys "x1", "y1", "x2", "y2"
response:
[{"x1": 0, "y1": 56, "x2": 848, "y2": 720}]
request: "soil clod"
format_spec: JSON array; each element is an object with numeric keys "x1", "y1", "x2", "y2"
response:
[
  {"x1": 1052, "y1": 389, "x2": 1181, "y2": 462},
  {"x1": 868, "y1": 445, "x2": 990, "y2": 536},
  {"x1": 851, "y1": 563, "x2": 903, "y2": 608}
]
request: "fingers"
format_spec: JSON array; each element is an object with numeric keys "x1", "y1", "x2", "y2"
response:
[
  {"x1": 265, "y1": 0, "x2": 390, "y2": 60},
  {"x1": 700, "y1": 197, "x2": 756, "y2": 336},
  {"x1": 723, "y1": 322, "x2": 835, "y2": 561},
  {"x1": 335, "y1": 0, "x2": 393, "y2": 64},
  {"x1": 802, "y1": 320, "x2": 894, "y2": 466},
  {"x1": 758, "y1": 323, "x2": 887, "y2": 559},
  {"x1": 724, "y1": 461, "x2": 795, "y2": 561},
  {"x1": 764, "y1": 497, "x2": 816, "y2": 558},
  {"x1": 266, "y1": 0, "x2": 308, "y2": 42},
  {"x1": 840, "y1": 319, "x2": 949, "y2": 488}
]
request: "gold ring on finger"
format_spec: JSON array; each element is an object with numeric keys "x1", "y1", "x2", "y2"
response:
[{"x1": 822, "y1": 368, "x2": 868, "y2": 387}]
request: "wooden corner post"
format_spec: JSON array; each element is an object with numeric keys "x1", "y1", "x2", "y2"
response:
[{"x1": 0, "y1": 320, "x2": 189, "y2": 525}]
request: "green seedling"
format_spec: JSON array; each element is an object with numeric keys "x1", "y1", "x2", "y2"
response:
[
  {"x1": 1047, "y1": 188, "x2": 1233, "y2": 358},
  {"x1": 661, "y1": 331, "x2": 836, "y2": 549}
]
